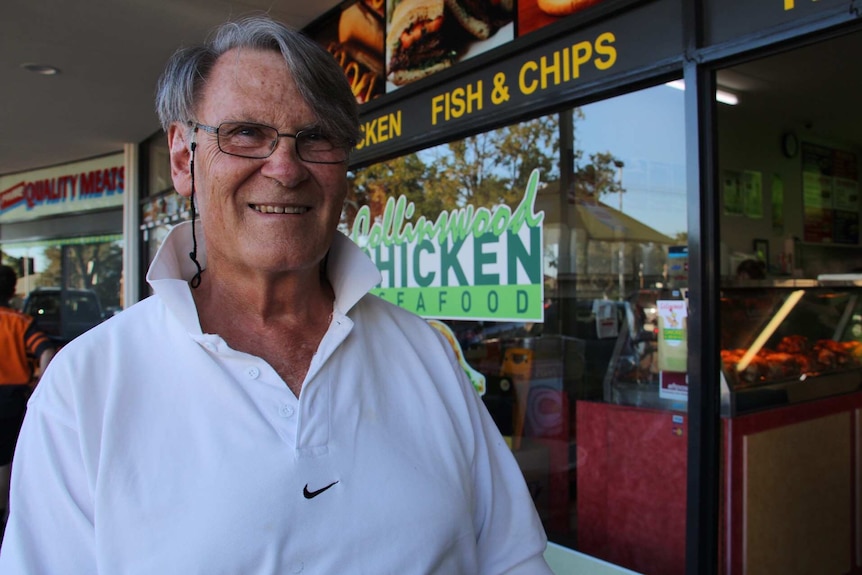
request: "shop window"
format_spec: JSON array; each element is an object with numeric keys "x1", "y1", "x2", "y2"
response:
[
  {"x1": 716, "y1": 30, "x2": 862, "y2": 575},
  {"x1": 346, "y1": 83, "x2": 688, "y2": 574},
  {"x1": 0, "y1": 235, "x2": 123, "y2": 346}
]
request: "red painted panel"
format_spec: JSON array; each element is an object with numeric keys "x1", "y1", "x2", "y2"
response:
[{"x1": 577, "y1": 401, "x2": 687, "y2": 575}]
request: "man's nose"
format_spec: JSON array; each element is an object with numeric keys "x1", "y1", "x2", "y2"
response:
[{"x1": 260, "y1": 136, "x2": 308, "y2": 185}]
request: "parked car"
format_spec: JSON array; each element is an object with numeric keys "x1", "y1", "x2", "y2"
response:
[{"x1": 23, "y1": 287, "x2": 106, "y2": 346}]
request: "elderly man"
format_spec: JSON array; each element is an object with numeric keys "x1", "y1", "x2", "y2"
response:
[{"x1": 0, "y1": 16, "x2": 552, "y2": 574}]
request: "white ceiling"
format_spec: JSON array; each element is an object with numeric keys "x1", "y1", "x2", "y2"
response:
[
  {"x1": 3, "y1": 2, "x2": 860, "y2": 177},
  {"x1": 1, "y1": 0, "x2": 340, "y2": 176}
]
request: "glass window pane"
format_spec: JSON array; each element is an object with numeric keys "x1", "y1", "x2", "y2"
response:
[
  {"x1": 717, "y1": 30, "x2": 862, "y2": 574},
  {"x1": 1, "y1": 235, "x2": 123, "y2": 344},
  {"x1": 345, "y1": 83, "x2": 687, "y2": 573}
]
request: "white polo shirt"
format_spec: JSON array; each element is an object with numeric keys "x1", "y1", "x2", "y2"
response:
[{"x1": 0, "y1": 222, "x2": 552, "y2": 574}]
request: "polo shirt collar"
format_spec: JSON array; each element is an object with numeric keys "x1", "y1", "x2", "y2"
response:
[{"x1": 146, "y1": 220, "x2": 382, "y2": 333}]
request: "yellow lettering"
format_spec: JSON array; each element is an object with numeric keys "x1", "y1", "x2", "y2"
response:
[
  {"x1": 431, "y1": 82, "x2": 483, "y2": 123},
  {"x1": 451, "y1": 87, "x2": 466, "y2": 118},
  {"x1": 356, "y1": 118, "x2": 376, "y2": 150},
  {"x1": 540, "y1": 52, "x2": 561, "y2": 90},
  {"x1": 431, "y1": 94, "x2": 445, "y2": 125},
  {"x1": 570, "y1": 40, "x2": 593, "y2": 79},
  {"x1": 594, "y1": 33, "x2": 616, "y2": 70},
  {"x1": 467, "y1": 80, "x2": 483, "y2": 112},
  {"x1": 377, "y1": 114, "x2": 389, "y2": 141},
  {"x1": 563, "y1": 46, "x2": 571, "y2": 82},
  {"x1": 520, "y1": 31, "x2": 615, "y2": 95},
  {"x1": 389, "y1": 110, "x2": 402, "y2": 139},
  {"x1": 356, "y1": 111, "x2": 402, "y2": 150},
  {"x1": 519, "y1": 60, "x2": 538, "y2": 95}
]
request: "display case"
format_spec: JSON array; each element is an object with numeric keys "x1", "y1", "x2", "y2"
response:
[{"x1": 719, "y1": 277, "x2": 862, "y2": 416}]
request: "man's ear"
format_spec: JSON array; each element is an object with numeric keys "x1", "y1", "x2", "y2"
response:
[{"x1": 168, "y1": 123, "x2": 193, "y2": 198}]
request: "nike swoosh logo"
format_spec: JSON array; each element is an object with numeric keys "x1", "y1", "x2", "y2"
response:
[{"x1": 303, "y1": 480, "x2": 339, "y2": 499}]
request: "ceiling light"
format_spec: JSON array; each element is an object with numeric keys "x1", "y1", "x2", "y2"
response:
[
  {"x1": 21, "y1": 63, "x2": 61, "y2": 76},
  {"x1": 715, "y1": 89, "x2": 739, "y2": 106},
  {"x1": 665, "y1": 79, "x2": 739, "y2": 105}
]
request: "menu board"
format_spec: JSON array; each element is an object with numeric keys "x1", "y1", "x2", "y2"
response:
[{"x1": 802, "y1": 143, "x2": 860, "y2": 244}]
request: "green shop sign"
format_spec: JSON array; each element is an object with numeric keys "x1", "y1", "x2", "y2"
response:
[{"x1": 350, "y1": 169, "x2": 545, "y2": 322}]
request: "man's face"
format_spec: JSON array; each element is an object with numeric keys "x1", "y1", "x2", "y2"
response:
[{"x1": 182, "y1": 48, "x2": 348, "y2": 279}]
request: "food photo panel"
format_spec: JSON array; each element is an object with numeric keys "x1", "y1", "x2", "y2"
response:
[
  {"x1": 309, "y1": 0, "x2": 386, "y2": 104},
  {"x1": 517, "y1": 0, "x2": 604, "y2": 36},
  {"x1": 385, "y1": 0, "x2": 515, "y2": 91}
]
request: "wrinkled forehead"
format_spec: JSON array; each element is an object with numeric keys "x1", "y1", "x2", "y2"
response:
[
  {"x1": 206, "y1": 47, "x2": 293, "y2": 93},
  {"x1": 197, "y1": 47, "x2": 306, "y2": 120}
]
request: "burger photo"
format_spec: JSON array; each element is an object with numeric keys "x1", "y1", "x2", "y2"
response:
[
  {"x1": 444, "y1": 0, "x2": 513, "y2": 40},
  {"x1": 386, "y1": 0, "x2": 513, "y2": 88}
]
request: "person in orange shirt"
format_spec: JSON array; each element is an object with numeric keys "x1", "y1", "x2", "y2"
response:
[{"x1": 0, "y1": 265, "x2": 55, "y2": 528}]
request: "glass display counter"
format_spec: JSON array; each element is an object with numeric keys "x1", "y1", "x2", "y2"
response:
[{"x1": 719, "y1": 277, "x2": 862, "y2": 416}]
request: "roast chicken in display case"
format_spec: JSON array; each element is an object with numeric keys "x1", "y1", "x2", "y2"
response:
[{"x1": 720, "y1": 277, "x2": 862, "y2": 415}]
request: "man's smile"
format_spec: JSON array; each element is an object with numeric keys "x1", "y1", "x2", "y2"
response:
[{"x1": 250, "y1": 203, "x2": 309, "y2": 214}]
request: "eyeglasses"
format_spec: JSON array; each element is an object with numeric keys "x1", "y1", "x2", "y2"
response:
[{"x1": 192, "y1": 121, "x2": 352, "y2": 164}]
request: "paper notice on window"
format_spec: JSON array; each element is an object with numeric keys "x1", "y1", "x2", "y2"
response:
[
  {"x1": 593, "y1": 299, "x2": 619, "y2": 339},
  {"x1": 657, "y1": 300, "x2": 687, "y2": 373}
]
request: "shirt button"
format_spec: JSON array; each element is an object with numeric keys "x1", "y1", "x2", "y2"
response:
[
  {"x1": 279, "y1": 404, "x2": 294, "y2": 418},
  {"x1": 246, "y1": 366, "x2": 260, "y2": 379}
]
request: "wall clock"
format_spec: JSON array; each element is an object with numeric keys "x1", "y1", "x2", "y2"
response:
[{"x1": 782, "y1": 132, "x2": 799, "y2": 158}]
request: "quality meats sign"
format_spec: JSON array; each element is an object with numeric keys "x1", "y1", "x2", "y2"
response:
[{"x1": 0, "y1": 153, "x2": 124, "y2": 223}]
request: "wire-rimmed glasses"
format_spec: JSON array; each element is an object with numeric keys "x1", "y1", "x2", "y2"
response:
[{"x1": 192, "y1": 121, "x2": 352, "y2": 164}]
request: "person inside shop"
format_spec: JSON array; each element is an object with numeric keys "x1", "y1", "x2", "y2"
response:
[
  {"x1": 0, "y1": 265, "x2": 55, "y2": 537},
  {"x1": 0, "y1": 16, "x2": 553, "y2": 574},
  {"x1": 736, "y1": 258, "x2": 767, "y2": 280}
]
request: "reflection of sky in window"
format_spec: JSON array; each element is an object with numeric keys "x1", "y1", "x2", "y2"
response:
[
  {"x1": 407, "y1": 84, "x2": 687, "y2": 239},
  {"x1": 2, "y1": 245, "x2": 50, "y2": 274},
  {"x1": 577, "y1": 84, "x2": 687, "y2": 239}
]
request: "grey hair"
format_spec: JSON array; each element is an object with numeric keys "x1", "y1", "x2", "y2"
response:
[{"x1": 155, "y1": 15, "x2": 359, "y2": 146}]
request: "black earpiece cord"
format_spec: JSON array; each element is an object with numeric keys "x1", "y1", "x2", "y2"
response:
[{"x1": 188, "y1": 140, "x2": 203, "y2": 288}]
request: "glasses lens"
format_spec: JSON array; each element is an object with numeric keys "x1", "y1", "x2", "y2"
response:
[
  {"x1": 296, "y1": 132, "x2": 349, "y2": 164},
  {"x1": 217, "y1": 123, "x2": 277, "y2": 158}
]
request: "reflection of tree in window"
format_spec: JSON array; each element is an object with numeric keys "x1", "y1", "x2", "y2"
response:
[
  {"x1": 348, "y1": 109, "x2": 633, "y2": 225},
  {"x1": 569, "y1": 151, "x2": 625, "y2": 202},
  {"x1": 34, "y1": 240, "x2": 123, "y2": 310},
  {"x1": 348, "y1": 113, "x2": 568, "y2": 224}
]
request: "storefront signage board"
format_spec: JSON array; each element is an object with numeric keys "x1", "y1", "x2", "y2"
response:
[
  {"x1": 351, "y1": 0, "x2": 682, "y2": 165},
  {"x1": 308, "y1": 0, "x2": 649, "y2": 105},
  {"x1": 703, "y1": 0, "x2": 849, "y2": 46},
  {"x1": 0, "y1": 153, "x2": 124, "y2": 224},
  {"x1": 349, "y1": 169, "x2": 545, "y2": 322}
]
